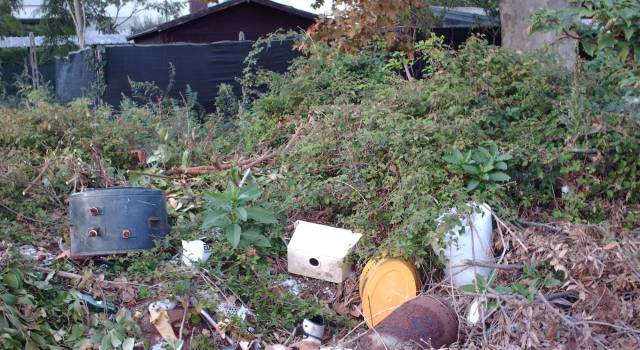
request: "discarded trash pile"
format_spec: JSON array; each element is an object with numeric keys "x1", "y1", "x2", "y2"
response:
[
  {"x1": 2, "y1": 29, "x2": 639, "y2": 350},
  {"x1": 7, "y1": 183, "x2": 638, "y2": 350}
]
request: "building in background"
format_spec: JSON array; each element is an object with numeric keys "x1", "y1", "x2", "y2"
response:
[
  {"x1": 12, "y1": 0, "x2": 44, "y2": 26},
  {"x1": 127, "y1": 0, "x2": 317, "y2": 44},
  {"x1": 127, "y1": 1, "x2": 499, "y2": 46},
  {"x1": 430, "y1": 6, "x2": 500, "y2": 47}
]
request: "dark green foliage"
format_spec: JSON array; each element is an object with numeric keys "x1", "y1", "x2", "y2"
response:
[
  {"x1": 0, "y1": 0, "x2": 22, "y2": 37},
  {"x1": 202, "y1": 177, "x2": 277, "y2": 249},
  {"x1": 532, "y1": 0, "x2": 640, "y2": 66},
  {"x1": 1, "y1": 25, "x2": 638, "y2": 346},
  {"x1": 238, "y1": 36, "x2": 639, "y2": 265},
  {"x1": 442, "y1": 143, "x2": 512, "y2": 192},
  {"x1": 214, "y1": 83, "x2": 239, "y2": 122},
  {"x1": 0, "y1": 266, "x2": 143, "y2": 349}
]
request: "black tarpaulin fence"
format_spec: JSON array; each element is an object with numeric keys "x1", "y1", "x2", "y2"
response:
[
  {"x1": 55, "y1": 48, "x2": 95, "y2": 103},
  {"x1": 2, "y1": 39, "x2": 299, "y2": 109},
  {"x1": 0, "y1": 62, "x2": 57, "y2": 96}
]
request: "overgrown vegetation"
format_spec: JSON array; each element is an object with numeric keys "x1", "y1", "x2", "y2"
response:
[{"x1": 1, "y1": 15, "x2": 639, "y2": 349}]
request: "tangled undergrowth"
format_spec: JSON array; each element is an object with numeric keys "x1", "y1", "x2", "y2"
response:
[
  {"x1": 429, "y1": 219, "x2": 640, "y2": 349},
  {"x1": 0, "y1": 33, "x2": 639, "y2": 349}
]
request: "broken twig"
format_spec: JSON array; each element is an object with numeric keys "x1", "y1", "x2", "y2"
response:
[
  {"x1": 169, "y1": 120, "x2": 306, "y2": 176},
  {"x1": 87, "y1": 143, "x2": 113, "y2": 186},
  {"x1": 33, "y1": 267, "x2": 153, "y2": 287},
  {"x1": 517, "y1": 219, "x2": 563, "y2": 233},
  {"x1": 457, "y1": 259, "x2": 524, "y2": 270},
  {"x1": 23, "y1": 158, "x2": 52, "y2": 196},
  {"x1": 0, "y1": 201, "x2": 50, "y2": 224}
]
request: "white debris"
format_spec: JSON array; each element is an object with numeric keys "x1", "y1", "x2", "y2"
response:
[
  {"x1": 278, "y1": 279, "x2": 301, "y2": 295},
  {"x1": 181, "y1": 240, "x2": 212, "y2": 267},
  {"x1": 217, "y1": 301, "x2": 250, "y2": 320}
]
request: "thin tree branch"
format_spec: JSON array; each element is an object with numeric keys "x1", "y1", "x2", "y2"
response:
[
  {"x1": 455, "y1": 259, "x2": 525, "y2": 270},
  {"x1": 23, "y1": 158, "x2": 52, "y2": 196}
]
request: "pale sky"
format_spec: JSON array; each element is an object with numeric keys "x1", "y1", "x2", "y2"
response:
[{"x1": 272, "y1": 0, "x2": 333, "y2": 15}]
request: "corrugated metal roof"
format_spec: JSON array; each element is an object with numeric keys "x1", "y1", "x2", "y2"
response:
[{"x1": 0, "y1": 34, "x2": 128, "y2": 48}]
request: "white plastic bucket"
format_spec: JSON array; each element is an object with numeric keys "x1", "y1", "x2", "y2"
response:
[{"x1": 435, "y1": 203, "x2": 494, "y2": 287}]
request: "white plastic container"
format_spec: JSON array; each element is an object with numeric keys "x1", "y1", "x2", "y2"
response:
[
  {"x1": 435, "y1": 203, "x2": 494, "y2": 287},
  {"x1": 287, "y1": 221, "x2": 362, "y2": 283}
]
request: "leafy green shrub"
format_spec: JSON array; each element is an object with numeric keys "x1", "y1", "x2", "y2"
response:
[
  {"x1": 214, "y1": 83, "x2": 239, "y2": 122},
  {"x1": 0, "y1": 265, "x2": 143, "y2": 350},
  {"x1": 235, "y1": 36, "x2": 640, "y2": 265},
  {"x1": 442, "y1": 143, "x2": 512, "y2": 192},
  {"x1": 532, "y1": 0, "x2": 640, "y2": 71},
  {"x1": 202, "y1": 177, "x2": 277, "y2": 249}
]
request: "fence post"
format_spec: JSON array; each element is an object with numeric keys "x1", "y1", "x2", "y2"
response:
[{"x1": 28, "y1": 32, "x2": 39, "y2": 89}]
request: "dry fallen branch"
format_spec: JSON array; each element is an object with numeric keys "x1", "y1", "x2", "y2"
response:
[
  {"x1": 456, "y1": 259, "x2": 524, "y2": 270},
  {"x1": 169, "y1": 120, "x2": 307, "y2": 176},
  {"x1": 0, "y1": 201, "x2": 50, "y2": 224},
  {"x1": 33, "y1": 267, "x2": 152, "y2": 288},
  {"x1": 517, "y1": 219, "x2": 564, "y2": 234},
  {"x1": 86, "y1": 143, "x2": 114, "y2": 186},
  {"x1": 22, "y1": 157, "x2": 53, "y2": 196}
]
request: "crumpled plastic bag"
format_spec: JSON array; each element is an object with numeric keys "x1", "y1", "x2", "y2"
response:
[{"x1": 182, "y1": 240, "x2": 212, "y2": 266}]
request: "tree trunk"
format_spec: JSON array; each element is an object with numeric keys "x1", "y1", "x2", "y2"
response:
[
  {"x1": 73, "y1": 0, "x2": 85, "y2": 49},
  {"x1": 500, "y1": 0, "x2": 577, "y2": 69}
]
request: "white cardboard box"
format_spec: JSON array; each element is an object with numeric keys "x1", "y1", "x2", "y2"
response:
[{"x1": 287, "y1": 220, "x2": 362, "y2": 283}]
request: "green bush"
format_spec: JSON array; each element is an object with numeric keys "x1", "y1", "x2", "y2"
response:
[
  {"x1": 241, "y1": 37, "x2": 640, "y2": 264},
  {"x1": 0, "y1": 31, "x2": 638, "y2": 342}
]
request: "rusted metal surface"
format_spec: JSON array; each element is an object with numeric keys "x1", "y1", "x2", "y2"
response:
[
  {"x1": 70, "y1": 187, "x2": 170, "y2": 257},
  {"x1": 357, "y1": 296, "x2": 459, "y2": 349}
]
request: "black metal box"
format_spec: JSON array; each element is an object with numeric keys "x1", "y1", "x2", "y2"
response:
[{"x1": 69, "y1": 187, "x2": 170, "y2": 257}]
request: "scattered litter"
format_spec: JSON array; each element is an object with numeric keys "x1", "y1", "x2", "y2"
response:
[
  {"x1": 466, "y1": 296, "x2": 493, "y2": 324},
  {"x1": 148, "y1": 301, "x2": 178, "y2": 341},
  {"x1": 287, "y1": 221, "x2": 362, "y2": 283},
  {"x1": 358, "y1": 296, "x2": 458, "y2": 349},
  {"x1": 278, "y1": 279, "x2": 301, "y2": 296},
  {"x1": 302, "y1": 316, "x2": 324, "y2": 345},
  {"x1": 266, "y1": 342, "x2": 320, "y2": 350},
  {"x1": 154, "y1": 299, "x2": 177, "y2": 310},
  {"x1": 181, "y1": 239, "x2": 212, "y2": 266},
  {"x1": 150, "y1": 342, "x2": 166, "y2": 350},
  {"x1": 435, "y1": 203, "x2": 494, "y2": 287},
  {"x1": 359, "y1": 258, "x2": 420, "y2": 327},
  {"x1": 321, "y1": 287, "x2": 334, "y2": 299},
  {"x1": 217, "y1": 301, "x2": 250, "y2": 320},
  {"x1": 18, "y1": 244, "x2": 55, "y2": 265},
  {"x1": 18, "y1": 245, "x2": 38, "y2": 259},
  {"x1": 80, "y1": 293, "x2": 117, "y2": 314},
  {"x1": 199, "y1": 308, "x2": 228, "y2": 340},
  {"x1": 265, "y1": 345, "x2": 289, "y2": 350}
]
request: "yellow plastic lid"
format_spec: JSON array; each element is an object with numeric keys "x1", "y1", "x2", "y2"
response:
[
  {"x1": 360, "y1": 258, "x2": 421, "y2": 328},
  {"x1": 359, "y1": 257, "x2": 380, "y2": 296}
]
